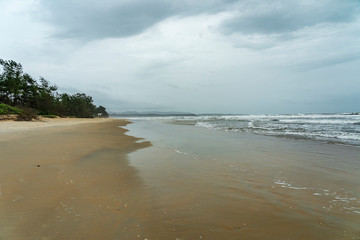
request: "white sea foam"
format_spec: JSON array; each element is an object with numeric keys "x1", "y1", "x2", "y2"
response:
[
  {"x1": 188, "y1": 114, "x2": 360, "y2": 146},
  {"x1": 174, "y1": 149, "x2": 188, "y2": 155},
  {"x1": 129, "y1": 114, "x2": 360, "y2": 146},
  {"x1": 172, "y1": 147, "x2": 199, "y2": 160},
  {"x1": 195, "y1": 122, "x2": 217, "y2": 129},
  {"x1": 273, "y1": 179, "x2": 360, "y2": 215},
  {"x1": 247, "y1": 122, "x2": 255, "y2": 128},
  {"x1": 273, "y1": 180, "x2": 309, "y2": 190}
]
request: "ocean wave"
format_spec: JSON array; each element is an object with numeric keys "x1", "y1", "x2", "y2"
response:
[
  {"x1": 135, "y1": 114, "x2": 360, "y2": 146},
  {"x1": 190, "y1": 114, "x2": 360, "y2": 146},
  {"x1": 195, "y1": 121, "x2": 218, "y2": 129}
]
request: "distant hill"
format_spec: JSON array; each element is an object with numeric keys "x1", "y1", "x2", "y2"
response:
[{"x1": 110, "y1": 111, "x2": 196, "y2": 117}]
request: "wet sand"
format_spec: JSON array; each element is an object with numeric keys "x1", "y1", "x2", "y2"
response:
[
  {"x1": 1, "y1": 118, "x2": 360, "y2": 239},
  {"x1": 0, "y1": 119, "x2": 150, "y2": 239},
  {"x1": 126, "y1": 119, "x2": 360, "y2": 240}
]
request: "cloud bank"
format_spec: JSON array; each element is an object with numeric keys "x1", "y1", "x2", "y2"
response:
[{"x1": 0, "y1": 0, "x2": 359, "y2": 113}]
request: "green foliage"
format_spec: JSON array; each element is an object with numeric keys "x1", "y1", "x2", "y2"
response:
[
  {"x1": 0, "y1": 59, "x2": 24, "y2": 105},
  {"x1": 58, "y1": 93, "x2": 96, "y2": 118},
  {"x1": 94, "y1": 105, "x2": 109, "y2": 118},
  {"x1": 0, "y1": 58, "x2": 108, "y2": 120},
  {"x1": 0, "y1": 103, "x2": 22, "y2": 115}
]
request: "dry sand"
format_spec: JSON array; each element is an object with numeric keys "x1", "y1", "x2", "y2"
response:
[
  {"x1": 0, "y1": 118, "x2": 113, "y2": 140},
  {"x1": 0, "y1": 118, "x2": 150, "y2": 239}
]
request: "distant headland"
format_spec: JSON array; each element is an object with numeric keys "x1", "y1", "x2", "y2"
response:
[{"x1": 111, "y1": 111, "x2": 196, "y2": 117}]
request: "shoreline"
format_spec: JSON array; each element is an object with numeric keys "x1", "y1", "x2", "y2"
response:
[
  {"x1": 1, "y1": 118, "x2": 359, "y2": 239},
  {"x1": 125, "y1": 119, "x2": 360, "y2": 239},
  {"x1": 0, "y1": 118, "x2": 151, "y2": 239}
]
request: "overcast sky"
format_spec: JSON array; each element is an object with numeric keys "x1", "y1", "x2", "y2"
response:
[{"x1": 1, "y1": 0, "x2": 359, "y2": 114}]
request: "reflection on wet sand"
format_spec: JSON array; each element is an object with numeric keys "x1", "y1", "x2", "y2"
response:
[{"x1": 126, "y1": 120, "x2": 360, "y2": 239}]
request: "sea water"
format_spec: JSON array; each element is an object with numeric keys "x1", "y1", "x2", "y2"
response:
[
  {"x1": 126, "y1": 113, "x2": 360, "y2": 146},
  {"x1": 122, "y1": 118, "x2": 360, "y2": 239}
]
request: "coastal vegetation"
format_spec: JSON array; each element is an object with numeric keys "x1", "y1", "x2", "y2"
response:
[
  {"x1": 0, "y1": 103, "x2": 22, "y2": 115},
  {"x1": 0, "y1": 59, "x2": 108, "y2": 120}
]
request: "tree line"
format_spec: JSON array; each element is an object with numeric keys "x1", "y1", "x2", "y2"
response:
[{"x1": 0, "y1": 59, "x2": 108, "y2": 118}]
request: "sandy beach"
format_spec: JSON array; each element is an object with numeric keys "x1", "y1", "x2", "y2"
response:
[
  {"x1": 1, "y1": 118, "x2": 360, "y2": 239},
  {"x1": 0, "y1": 118, "x2": 150, "y2": 239}
]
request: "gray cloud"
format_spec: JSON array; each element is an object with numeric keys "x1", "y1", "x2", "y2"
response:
[
  {"x1": 40, "y1": 0, "x2": 360, "y2": 43},
  {"x1": 2, "y1": 0, "x2": 360, "y2": 114},
  {"x1": 40, "y1": 0, "x2": 173, "y2": 40},
  {"x1": 295, "y1": 53, "x2": 360, "y2": 71},
  {"x1": 39, "y1": 0, "x2": 237, "y2": 41},
  {"x1": 220, "y1": 0, "x2": 360, "y2": 35}
]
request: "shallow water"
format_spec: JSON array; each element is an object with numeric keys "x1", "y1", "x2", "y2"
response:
[
  {"x1": 126, "y1": 114, "x2": 360, "y2": 146},
  {"x1": 125, "y1": 119, "x2": 360, "y2": 239}
]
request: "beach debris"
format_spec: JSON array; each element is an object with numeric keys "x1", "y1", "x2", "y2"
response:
[{"x1": 32, "y1": 164, "x2": 40, "y2": 167}]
